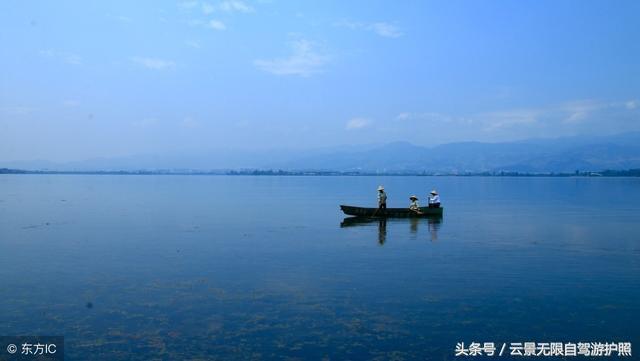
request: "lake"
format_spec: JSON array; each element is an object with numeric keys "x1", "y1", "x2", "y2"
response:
[{"x1": 0, "y1": 175, "x2": 638, "y2": 360}]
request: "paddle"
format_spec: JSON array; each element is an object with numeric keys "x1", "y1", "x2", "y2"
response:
[
  {"x1": 372, "y1": 190, "x2": 385, "y2": 218},
  {"x1": 371, "y1": 205, "x2": 381, "y2": 218}
]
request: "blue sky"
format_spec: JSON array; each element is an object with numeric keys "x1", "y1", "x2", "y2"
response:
[{"x1": 1, "y1": 0, "x2": 639, "y2": 161}]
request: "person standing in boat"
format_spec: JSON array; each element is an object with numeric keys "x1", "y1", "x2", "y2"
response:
[
  {"x1": 377, "y1": 186, "x2": 387, "y2": 209},
  {"x1": 428, "y1": 190, "x2": 441, "y2": 208},
  {"x1": 409, "y1": 195, "x2": 422, "y2": 214}
]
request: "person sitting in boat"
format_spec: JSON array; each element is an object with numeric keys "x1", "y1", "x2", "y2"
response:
[
  {"x1": 428, "y1": 190, "x2": 441, "y2": 208},
  {"x1": 377, "y1": 186, "x2": 387, "y2": 209},
  {"x1": 409, "y1": 195, "x2": 421, "y2": 213}
]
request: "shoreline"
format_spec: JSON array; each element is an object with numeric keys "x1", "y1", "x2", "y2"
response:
[{"x1": 1, "y1": 168, "x2": 639, "y2": 177}]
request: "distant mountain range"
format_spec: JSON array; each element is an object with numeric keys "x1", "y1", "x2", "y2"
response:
[
  {"x1": 276, "y1": 132, "x2": 640, "y2": 173},
  {"x1": 3, "y1": 132, "x2": 640, "y2": 173}
]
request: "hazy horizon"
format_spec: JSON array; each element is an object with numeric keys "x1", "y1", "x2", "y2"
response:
[
  {"x1": 2, "y1": 0, "x2": 639, "y2": 163},
  {"x1": 2, "y1": 129, "x2": 640, "y2": 164}
]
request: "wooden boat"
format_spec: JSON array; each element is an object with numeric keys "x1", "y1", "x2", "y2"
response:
[
  {"x1": 340, "y1": 215, "x2": 442, "y2": 227},
  {"x1": 340, "y1": 205, "x2": 443, "y2": 218}
]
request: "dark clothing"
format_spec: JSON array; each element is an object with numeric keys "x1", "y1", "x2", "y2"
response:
[
  {"x1": 428, "y1": 203, "x2": 440, "y2": 208},
  {"x1": 378, "y1": 203, "x2": 387, "y2": 209}
]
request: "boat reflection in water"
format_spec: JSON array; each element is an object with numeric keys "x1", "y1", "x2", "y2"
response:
[{"x1": 340, "y1": 215, "x2": 443, "y2": 244}]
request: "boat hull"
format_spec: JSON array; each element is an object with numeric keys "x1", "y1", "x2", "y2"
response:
[{"x1": 340, "y1": 205, "x2": 443, "y2": 218}]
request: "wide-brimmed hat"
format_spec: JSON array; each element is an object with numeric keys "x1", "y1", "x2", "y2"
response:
[
  {"x1": 430, "y1": 190, "x2": 438, "y2": 195},
  {"x1": 377, "y1": 186, "x2": 384, "y2": 191},
  {"x1": 410, "y1": 195, "x2": 418, "y2": 200}
]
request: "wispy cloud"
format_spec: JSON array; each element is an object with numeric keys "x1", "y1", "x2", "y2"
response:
[
  {"x1": 201, "y1": 2, "x2": 215, "y2": 14},
  {"x1": 131, "y1": 57, "x2": 175, "y2": 70},
  {"x1": 1, "y1": 106, "x2": 34, "y2": 115},
  {"x1": 207, "y1": 19, "x2": 226, "y2": 30},
  {"x1": 185, "y1": 40, "x2": 202, "y2": 48},
  {"x1": 187, "y1": 18, "x2": 226, "y2": 30},
  {"x1": 561, "y1": 100, "x2": 602, "y2": 124},
  {"x1": 335, "y1": 20, "x2": 403, "y2": 38},
  {"x1": 625, "y1": 100, "x2": 637, "y2": 110},
  {"x1": 480, "y1": 110, "x2": 539, "y2": 131},
  {"x1": 181, "y1": 0, "x2": 254, "y2": 14},
  {"x1": 396, "y1": 109, "x2": 540, "y2": 133},
  {"x1": 116, "y1": 15, "x2": 132, "y2": 23},
  {"x1": 556, "y1": 99, "x2": 639, "y2": 126},
  {"x1": 218, "y1": 0, "x2": 254, "y2": 13},
  {"x1": 396, "y1": 98, "x2": 640, "y2": 139},
  {"x1": 182, "y1": 1, "x2": 253, "y2": 31},
  {"x1": 39, "y1": 50, "x2": 83, "y2": 65},
  {"x1": 254, "y1": 39, "x2": 329, "y2": 77},
  {"x1": 180, "y1": 117, "x2": 200, "y2": 128},
  {"x1": 346, "y1": 117, "x2": 372, "y2": 130},
  {"x1": 396, "y1": 111, "x2": 469, "y2": 124},
  {"x1": 62, "y1": 100, "x2": 80, "y2": 108},
  {"x1": 106, "y1": 13, "x2": 133, "y2": 23},
  {"x1": 132, "y1": 118, "x2": 158, "y2": 128},
  {"x1": 370, "y1": 22, "x2": 403, "y2": 38},
  {"x1": 178, "y1": 1, "x2": 199, "y2": 9}
]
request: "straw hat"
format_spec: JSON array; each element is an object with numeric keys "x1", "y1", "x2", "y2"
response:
[
  {"x1": 430, "y1": 190, "x2": 438, "y2": 195},
  {"x1": 410, "y1": 195, "x2": 418, "y2": 200},
  {"x1": 377, "y1": 186, "x2": 384, "y2": 191}
]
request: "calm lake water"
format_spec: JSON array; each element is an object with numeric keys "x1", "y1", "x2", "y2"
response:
[{"x1": 0, "y1": 175, "x2": 639, "y2": 360}]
